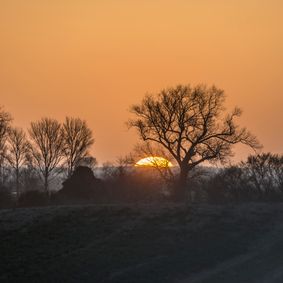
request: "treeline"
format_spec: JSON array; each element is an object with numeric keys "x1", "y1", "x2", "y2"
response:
[
  {"x1": 97, "y1": 152, "x2": 283, "y2": 204},
  {"x1": 192, "y1": 153, "x2": 283, "y2": 202},
  {"x1": 0, "y1": 104, "x2": 283, "y2": 209},
  {"x1": 0, "y1": 107, "x2": 95, "y2": 206}
]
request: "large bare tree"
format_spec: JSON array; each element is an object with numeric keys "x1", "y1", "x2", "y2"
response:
[
  {"x1": 6, "y1": 127, "x2": 30, "y2": 199},
  {"x1": 29, "y1": 118, "x2": 64, "y2": 193},
  {"x1": 129, "y1": 84, "x2": 260, "y2": 200},
  {"x1": 62, "y1": 117, "x2": 94, "y2": 177}
]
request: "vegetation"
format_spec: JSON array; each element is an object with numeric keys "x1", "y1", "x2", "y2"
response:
[
  {"x1": 29, "y1": 118, "x2": 64, "y2": 193},
  {"x1": 0, "y1": 84, "x2": 282, "y2": 208},
  {"x1": 0, "y1": 109, "x2": 95, "y2": 201},
  {"x1": 6, "y1": 127, "x2": 30, "y2": 200},
  {"x1": 1, "y1": 204, "x2": 283, "y2": 282},
  {"x1": 62, "y1": 117, "x2": 94, "y2": 177},
  {"x1": 0, "y1": 85, "x2": 282, "y2": 282},
  {"x1": 129, "y1": 84, "x2": 261, "y2": 199}
]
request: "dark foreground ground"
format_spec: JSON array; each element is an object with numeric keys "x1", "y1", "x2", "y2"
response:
[{"x1": 1, "y1": 203, "x2": 283, "y2": 283}]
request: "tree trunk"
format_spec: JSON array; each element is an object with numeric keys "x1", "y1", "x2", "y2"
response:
[
  {"x1": 175, "y1": 165, "x2": 189, "y2": 202},
  {"x1": 16, "y1": 167, "x2": 19, "y2": 202},
  {"x1": 44, "y1": 171, "x2": 49, "y2": 194}
]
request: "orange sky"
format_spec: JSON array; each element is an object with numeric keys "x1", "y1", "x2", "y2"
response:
[{"x1": 0, "y1": 0, "x2": 282, "y2": 164}]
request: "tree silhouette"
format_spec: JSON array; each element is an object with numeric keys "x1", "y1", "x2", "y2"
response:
[
  {"x1": 6, "y1": 127, "x2": 30, "y2": 199},
  {"x1": 58, "y1": 166, "x2": 102, "y2": 200},
  {"x1": 78, "y1": 155, "x2": 97, "y2": 171},
  {"x1": 62, "y1": 117, "x2": 94, "y2": 177},
  {"x1": 0, "y1": 107, "x2": 12, "y2": 187},
  {"x1": 129, "y1": 84, "x2": 261, "y2": 200},
  {"x1": 28, "y1": 118, "x2": 64, "y2": 193},
  {"x1": 0, "y1": 107, "x2": 12, "y2": 143},
  {"x1": 242, "y1": 153, "x2": 283, "y2": 194}
]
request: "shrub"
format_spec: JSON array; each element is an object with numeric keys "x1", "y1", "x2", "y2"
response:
[
  {"x1": 18, "y1": 190, "x2": 49, "y2": 207},
  {"x1": 56, "y1": 166, "x2": 103, "y2": 203}
]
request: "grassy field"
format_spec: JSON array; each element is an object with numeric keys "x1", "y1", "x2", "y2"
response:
[{"x1": 1, "y1": 203, "x2": 283, "y2": 283}]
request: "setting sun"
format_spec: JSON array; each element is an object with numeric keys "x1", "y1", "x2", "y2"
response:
[{"x1": 135, "y1": 156, "x2": 173, "y2": 168}]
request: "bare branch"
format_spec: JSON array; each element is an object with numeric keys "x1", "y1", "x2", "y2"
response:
[
  {"x1": 28, "y1": 118, "x2": 64, "y2": 192},
  {"x1": 62, "y1": 117, "x2": 94, "y2": 177}
]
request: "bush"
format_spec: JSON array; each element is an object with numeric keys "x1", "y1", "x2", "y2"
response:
[
  {"x1": 103, "y1": 168, "x2": 167, "y2": 202},
  {"x1": 205, "y1": 166, "x2": 248, "y2": 203},
  {"x1": 56, "y1": 166, "x2": 103, "y2": 203},
  {"x1": 0, "y1": 189, "x2": 14, "y2": 208},
  {"x1": 18, "y1": 190, "x2": 49, "y2": 207}
]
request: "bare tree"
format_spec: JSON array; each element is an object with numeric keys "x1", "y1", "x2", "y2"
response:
[
  {"x1": 0, "y1": 144, "x2": 9, "y2": 187},
  {"x1": 21, "y1": 152, "x2": 41, "y2": 192},
  {"x1": 242, "y1": 153, "x2": 283, "y2": 194},
  {"x1": 116, "y1": 154, "x2": 135, "y2": 178},
  {"x1": 78, "y1": 155, "x2": 97, "y2": 171},
  {"x1": 28, "y1": 118, "x2": 64, "y2": 193},
  {"x1": 6, "y1": 127, "x2": 30, "y2": 199},
  {"x1": 62, "y1": 117, "x2": 94, "y2": 177},
  {"x1": 129, "y1": 84, "x2": 261, "y2": 200},
  {"x1": 0, "y1": 107, "x2": 12, "y2": 143},
  {"x1": 102, "y1": 162, "x2": 116, "y2": 180},
  {"x1": 0, "y1": 107, "x2": 12, "y2": 187}
]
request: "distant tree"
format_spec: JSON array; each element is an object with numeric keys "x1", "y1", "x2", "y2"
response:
[
  {"x1": 101, "y1": 162, "x2": 116, "y2": 180},
  {"x1": 0, "y1": 143, "x2": 8, "y2": 187},
  {"x1": 206, "y1": 166, "x2": 247, "y2": 202},
  {"x1": 0, "y1": 107, "x2": 12, "y2": 143},
  {"x1": 116, "y1": 154, "x2": 135, "y2": 178},
  {"x1": 78, "y1": 155, "x2": 97, "y2": 171},
  {"x1": 242, "y1": 153, "x2": 283, "y2": 195},
  {"x1": 28, "y1": 118, "x2": 64, "y2": 193},
  {"x1": 6, "y1": 127, "x2": 30, "y2": 199},
  {"x1": 62, "y1": 117, "x2": 94, "y2": 177},
  {"x1": 21, "y1": 153, "x2": 42, "y2": 192},
  {"x1": 129, "y1": 84, "x2": 261, "y2": 200},
  {"x1": 0, "y1": 107, "x2": 12, "y2": 187},
  {"x1": 101, "y1": 155, "x2": 134, "y2": 181}
]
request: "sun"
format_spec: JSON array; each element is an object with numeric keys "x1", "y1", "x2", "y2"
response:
[{"x1": 135, "y1": 156, "x2": 173, "y2": 168}]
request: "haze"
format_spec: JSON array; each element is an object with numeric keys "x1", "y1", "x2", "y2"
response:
[{"x1": 1, "y1": 0, "x2": 282, "y2": 164}]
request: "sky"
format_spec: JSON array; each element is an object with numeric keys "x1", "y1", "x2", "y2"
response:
[{"x1": 0, "y1": 0, "x2": 282, "y2": 164}]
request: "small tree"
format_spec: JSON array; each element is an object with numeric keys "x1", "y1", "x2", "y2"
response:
[
  {"x1": 62, "y1": 117, "x2": 94, "y2": 177},
  {"x1": 21, "y1": 153, "x2": 42, "y2": 193},
  {"x1": 78, "y1": 155, "x2": 97, "y2": 171},
  {"x1": 129, "y1": 84, "x2": 260, "y2": 200},
  {"x1": 242, "y1": 153, "x2": 283, "y2": 195},
  {"x1": 0, "y1": 107, "x2": 12, "y2": 188},
  {"x1": 29, "y1": 118, "x2": 64, "y2": 193},
  {"x1": 0, "y1": 107, "x2": 12, "y2": 143},
  {"x1": 0, "y1": 144, "x2": 9, "y2": 188},
  {"x1": 6, "y1": 127, "x2": 30, "y2": 199}
]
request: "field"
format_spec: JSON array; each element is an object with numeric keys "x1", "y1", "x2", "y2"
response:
[{"x1": 1, "y1": 203, "x2": 283, "y2": 282}]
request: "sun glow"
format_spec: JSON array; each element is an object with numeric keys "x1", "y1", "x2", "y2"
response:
[{"x1": 135, "y1": 156, "x2": 173, "y2": 168}]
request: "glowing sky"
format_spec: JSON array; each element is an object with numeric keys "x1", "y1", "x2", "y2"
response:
[{"x1": 0, "y1": 0, "x2": 282, "y2": 164}]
